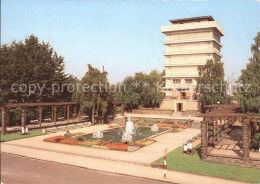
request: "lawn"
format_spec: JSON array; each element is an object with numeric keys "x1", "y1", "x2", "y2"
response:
[
  {"x1": 157, "y1": 146, "x2": 260, "y2": 183},
  {"x1": 0, "y1": 129, "x2": 45, "y2": 142}
]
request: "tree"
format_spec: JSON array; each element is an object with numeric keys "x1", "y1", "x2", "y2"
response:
[
  {"x1": 0, "y1": 35, "x2": 69, "y2": 103},
  {"x1": 113, "y1": 70, "x2": 164, "y2": 110},
  {"x1": 73, "y1": 64, "x2": 111, "y2": 124},
  {"x1": 196, "y1": 59, "x2": 230, "y2": 109},
  {"x1": 0, "y1": 35, "x2": 72, "y2": 125},
  {"x1": 237, "y1": 32, "x2": 260, "y2": 114}
]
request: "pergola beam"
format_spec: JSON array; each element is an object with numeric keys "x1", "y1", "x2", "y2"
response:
[{"x1": 1, "y1": 102, "x2": 79, "y2": 108}]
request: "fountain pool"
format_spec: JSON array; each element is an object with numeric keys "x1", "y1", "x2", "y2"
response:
[{"x1": 80, "y1": 126, "x2": 169, "y2": 143}]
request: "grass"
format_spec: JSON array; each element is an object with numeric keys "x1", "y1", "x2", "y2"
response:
[
  {"x1": 157, "y1": 146, "x2": 260, "y2": 183},
  {"x1": 0, "y1": 129, "x2": 45, "y2": 142}
]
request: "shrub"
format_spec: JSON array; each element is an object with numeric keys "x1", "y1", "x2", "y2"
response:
[
  {"x1": 163, "y1": 119, "x2": 170, "y2": 124},
  {"x1": 64, "y1": 130, "x2": 71, "y2": 138},
  {"x1": 75, "y1": 136, "x2": 85, "y2": 141}
]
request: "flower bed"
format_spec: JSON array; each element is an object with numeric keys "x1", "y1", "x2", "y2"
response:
[
  {"x1": 156, "y1": 123, "x2": 174, "y2": 128},
  {"x1": 44, "y1": 135, "x2": 67, "y2": 142},
  {"x1": 43, "y1": 133, "x2": 156, "y2": 152},
  {"x1": 101, "y1": 142, "x2": 128, "y2": 151},
  {"x1": 172, "y1": 124, "x2": 186, "y2": 133},
  {"x1": 137, "y1": 138, "x2": 156, "y2": 146}
]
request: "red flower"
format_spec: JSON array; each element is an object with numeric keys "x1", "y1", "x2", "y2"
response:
[
  {"x1": 44, "y1": 136, "x2": 66, "y2": 143},
  {"x1": 101, "y1": 142, "x2": 128, "y2": 151}
]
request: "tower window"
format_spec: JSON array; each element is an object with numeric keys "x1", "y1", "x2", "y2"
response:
[
  {"x1": 173, "y1": 79, "x2": 181, "y2": 84},
  {"x1": 185, "y1": 79, "x2": 192, "y2": 84}
]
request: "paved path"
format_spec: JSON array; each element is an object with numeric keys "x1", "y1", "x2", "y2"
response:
[
  {"x1": 2, "y1": 143, "x2": 247, "y2": 184},
  {"x1": 1, "y1": 153, "x2": 168, "y2": 184},
  {"x1": 1, "y1": 125, "x2": 200, "y2": 165},
  {"x1": 1, "y1": 125, "x2": 248, "y2": 184}
]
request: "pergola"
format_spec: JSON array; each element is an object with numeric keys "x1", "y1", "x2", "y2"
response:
[
  {"x1": 1, "y1": 102, "x2": 80, "y2": 135},
  {"x1": 200, "y1": 104, "x2": 260, "y2": 163}
]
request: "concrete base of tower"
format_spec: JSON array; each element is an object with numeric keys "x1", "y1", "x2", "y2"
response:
[{"x1": 160, "y1": 99, "x2": 200, "y2": 112}]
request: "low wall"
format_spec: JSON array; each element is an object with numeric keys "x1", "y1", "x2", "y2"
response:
[
  {"x1": 128, "y1": 117, "x2": 193, "y2": 128},
  {"x1": 204, "y1": 153, "x2": 260, "y2": 169},
  {"x1": 182, "y1": 110, "x2": 202, "y2": 117},
  {"x1": 131, "y1": 109, "x2": 173, "y2": 115}
]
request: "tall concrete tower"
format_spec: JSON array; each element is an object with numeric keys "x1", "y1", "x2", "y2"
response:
[{"x1": 160, "y1": 16, "x2": 224, "y2": 112}]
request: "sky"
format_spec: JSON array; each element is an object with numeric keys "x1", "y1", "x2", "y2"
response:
[{"x1": 2, "y1": 0, "x2": 260, "y2": 84}]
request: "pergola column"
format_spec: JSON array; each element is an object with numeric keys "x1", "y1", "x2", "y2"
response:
[
  {"x1": 78, "y1": 104, "x2": 81, "y2": 121},
  {"x1": 121, "y1": 103, "x2": 125, "y2": 116},
  {"x1": 219, "y1": 119, "x2": 223, "y2": 137},
  {"x1": 64, "y1": 105, "x2": 67, "y2": 119},
  {"x1": 53, "y1": 106, "x2": 57, "y2": 125},
  {"x1": 113, "y1": 104, "x2": 116, "y2": 118},
  {"x1": 201, "y1": 121, "x2": 208, "y2": 160},
  {"x1": 242, "y1": 120, "x2": 250, "y2": 159},
  {"x1": 73, "y1": 105, "x2": 77, "y2": 118},
  {"x1": 224, "y1": 118, "x2": 228, "y2": 134},
  {"x1": 208, "y1": 120, "x2": 214, "y2": 146},
  {"x1": 67, "y1": 105, "x2": 70, "y2": 123},
  {"x1": 21, "y1": 107, "x2": 27, "y2": 134},
  {"x1": 39, "y1": 106, "x2": 43, "y2": 127},
  {"x1": 51, "y1": 106, "x2": 54, "y2": 121},
  {"x1": 214, "y1": 120, "x2": 218, "y2": 142},
  {"x1": 1, "y1": 107, "x2": 7, "y2": 135}
]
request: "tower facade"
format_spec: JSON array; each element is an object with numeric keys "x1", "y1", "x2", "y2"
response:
[{"x1": 160, "y1": 16, "x2": 224, "y2": 112}]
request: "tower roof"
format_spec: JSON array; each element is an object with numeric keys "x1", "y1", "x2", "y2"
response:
[{"x1": 169, "y1": 16, "x2": 214, "y2": 24}]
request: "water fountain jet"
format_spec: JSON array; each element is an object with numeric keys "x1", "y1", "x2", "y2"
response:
[
  {"x1": 120, "y1": 116, "x2": 140, "y2": 142},
  {"x1": 151, "y1": 124, "x2": 159, "y2": 132},
  {"x1": 92, "y1": 130, "x2": 103, "y2": 139}
]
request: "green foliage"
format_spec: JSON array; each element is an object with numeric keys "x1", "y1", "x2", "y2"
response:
[
  {"x1": 0, "y1": 35, "x2": 76, "y2": 124},
  {"x1": 0, "y1": 35, "x2": 72, "y2": 103},
  {"x1": 0, "y1": 129, "x2": 44, "y2": 142},
  {"x1": 157, "y1": 146, "x2": 260, "y2": 183},
  {"x1": 163, "y1": 119, "x2": 170, "y2": 124},
  {"x1": 64, "y1": 130, "x2": 71, "y2": 138},
  {"x1": 252, "y1": 132, "x2": 260, "y2": 150},
  {"x1": 75, "y1": 135, "x2": 86, "y2": 141},
  {"x1": 196, "y1": 59, "x2": 230, "y2": 109},
  {"x1": 135, "y1": 120, "x2": 155, "y2": 126},
  {"x1": 113, "y1": 70, "x2": 164, "y2": 110},
  {"x1": 237, "y1": 32, "x2": 260, "y2": 114}
]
